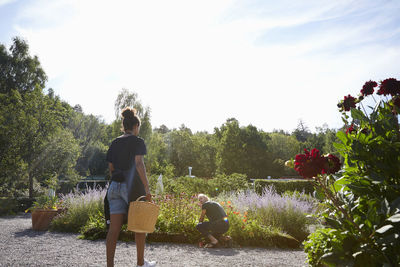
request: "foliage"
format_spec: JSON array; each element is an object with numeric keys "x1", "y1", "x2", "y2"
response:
[
  {"x1": 26, "y1": 195, "x2": 59, "y2": 211},
  {"x1": 215, "y1": 119, "x2": 272, "y2": 177},
  {"x1": 79, "y1": 210, "x2": 108, "y2": 240},
  {"x1": 299, "y1": 78, "x2": 400, "y2": 266},
  {"x1": 52, "y1": 186, "x2": 315, "y2": 248},
  {"x1": 303, "y1": 228, "x2": 347, "y2": 267},
  {"x1": 0, "y1": 37, "x2": 47, "y2": 94},
  {"x1": 209, "y1": 173, "x2": 249, "y2": 196},
  {"x1": 50, "y1": 187, "x2": 105, "y2": 232},
  {"x1": 154, "y1": 193, "x2": 202, "y2": 242},
  {"x1": 148, "y1": 173, "x2": 249, "y2": 197},
  {"x1": 254, "y1": 179, "x2": 315, "y2": 195},
  {"x1": 113, "y1": 88, "x2": 152, "y2": 141},
  {"x1": 218, "y1": 188, "x2": 316, "y2": 243},
  {"x1": 0, "y1": 38, "x2": 82, "y2": 197}
]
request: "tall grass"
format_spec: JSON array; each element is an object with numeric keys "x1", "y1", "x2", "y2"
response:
[{"x1": 50, "y1": 186, "x2": 106, "y2": 232}]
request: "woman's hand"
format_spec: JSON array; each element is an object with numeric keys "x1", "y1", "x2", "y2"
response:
[{"x1": 145, "y1": 193, "x2": 152, "y2": 202}]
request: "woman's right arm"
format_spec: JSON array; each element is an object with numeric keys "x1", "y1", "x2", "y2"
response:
[{"x1": 199, "y1": 209, "x2": 206, "y2": 223}]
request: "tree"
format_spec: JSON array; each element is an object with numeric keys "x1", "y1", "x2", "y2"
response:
[
  {"x1": 67, "y1": 112, "x2": 110, "y2": 176},
  {"x1": 0, "y1": 37, "x2": 47, "y2": 94},
  {"x1": 166, "y1": 128, "x2": 196, "y2": 176},
  {"x1": 292, "y1": 119, "x2": 311, "y2": 142},
  {"x1": 0, "y1": 38, "x2": 80, "y2": 197},
  {"x1": 113, "y1": 89, "x2": 152, "y2": 141},
  {"x1": 215, "y1": 119, "x2": 271, "y2": 178}
]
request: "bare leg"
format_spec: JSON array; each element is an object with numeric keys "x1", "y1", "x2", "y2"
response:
[
  {"x1": 135, "y1": 233, "x2": 146, "y2": 266},
  {"x1": 207, "y1": 234, "x2": 218, "y2": 244},
  {"x1": 106, "y1": 214, "x2": 124, "y2": 267}
]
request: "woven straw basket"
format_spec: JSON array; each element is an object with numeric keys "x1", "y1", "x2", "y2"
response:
[{"x1": 127, "y1": 196, "x2": 160, "y2": 233}]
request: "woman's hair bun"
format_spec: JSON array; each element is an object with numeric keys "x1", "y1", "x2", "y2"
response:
[{"x1": 121, "y1": 107, "x2": 136, "y2": 119}]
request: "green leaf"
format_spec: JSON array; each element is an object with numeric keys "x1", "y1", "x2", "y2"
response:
[
  {"x1": 351, "y1": 108, "x2": 367, "y2": 121},
  {"x1": 333, "y1": 177, "x2": 350, "y2": 192},
  {"x1": 336, "y1": 131, "x2": 348, "y2": 145},
  {"x1": 333, "y1": 142, "x2": 346, "y2": 151},
  {"x1": 325, "y1": 217, "x2": 341, "y2": 228},
  {"x1": 376, "y1": 224, "x2": 394, "y2": 234}
]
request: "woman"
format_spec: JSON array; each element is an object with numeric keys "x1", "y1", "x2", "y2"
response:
[
  {"x1": 196, "y1": 194, "x2": 229, "y2": 248},
  {"x1": 106, "y1": 107, "x2": 155, "y2": 267}
]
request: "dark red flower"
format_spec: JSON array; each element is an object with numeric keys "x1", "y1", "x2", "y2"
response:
[
  {"x1": 342, "y1": 95, "x2": 356, "y2": 111},
  {"x1": 322, "y1": 154, "x2": 341, "y2": 174},
  {"x1": 294, "y1": 149, "x2": 326, "y2": 178},
  {"x1": 345, "y1": 124, "x2": 355, "y2": 135},
  {"x1": 360, "y1": 80, "x2": 377, "y2": 96},
  {"x1": 361, "y1": 128, "x2": 369, "y2": 135},
  {"x1": 393, "y1": 96, "x2": 400, "y2": 109},
  {"x1": 377, "y1": 78, "x2": 400, "y2": 96}
]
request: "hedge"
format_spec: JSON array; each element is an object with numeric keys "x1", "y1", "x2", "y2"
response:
[
  {"x1": 0, "y1": 197, "x2": 35, "y2": 216},
  {"x1": 254, "y1": 179, "x2": 315, "y2": 195}
]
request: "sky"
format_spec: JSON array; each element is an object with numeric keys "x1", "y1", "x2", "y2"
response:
[{"x1": 1, "y1": 0, "x2": 399, "y2": 133}]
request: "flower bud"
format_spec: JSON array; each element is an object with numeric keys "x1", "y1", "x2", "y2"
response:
[{"x1": 285, "y1": 159, "x2": 294, "y2": 168}]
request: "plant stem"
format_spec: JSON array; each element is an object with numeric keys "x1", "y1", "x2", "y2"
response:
[{"x1": 315, "y1": 176, "x2": 360, "y2": 231}]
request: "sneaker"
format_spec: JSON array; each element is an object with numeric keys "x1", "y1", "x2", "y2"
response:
[{"x1": 137, "y1": 259, "x2": 156, "y2": 267}]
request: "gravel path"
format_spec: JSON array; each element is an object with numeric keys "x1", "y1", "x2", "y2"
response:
[{"x1": 0, "y1": 214, "x2": 307, "y2": 267}]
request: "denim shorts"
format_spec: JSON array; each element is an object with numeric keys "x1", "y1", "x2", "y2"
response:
[{"x1": 107, "y1": 181, "x2": 129, "y2": 214}]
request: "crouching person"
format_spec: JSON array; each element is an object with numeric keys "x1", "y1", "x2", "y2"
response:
[{"x1": 196, "y1": 194, "x2": 229, "y2": 248}]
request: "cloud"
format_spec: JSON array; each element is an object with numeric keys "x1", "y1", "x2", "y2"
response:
[
  {"x1": 0, "y1": 0, "x2": 16, "y2": 7},
  {"x1": 6, "y1": 0, "x2": 400, "y2": 132}
]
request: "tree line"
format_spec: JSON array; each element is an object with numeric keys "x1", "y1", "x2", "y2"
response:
[{"x1": 0, "y1": 37, "x2": 340, "y2": 198}]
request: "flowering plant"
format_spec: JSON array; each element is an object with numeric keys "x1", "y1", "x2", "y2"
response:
[{"x1": 292, "y1": 77, "x2": 400, "y2": 266}]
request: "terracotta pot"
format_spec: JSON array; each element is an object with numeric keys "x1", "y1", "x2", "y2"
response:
[{"x1": 31, "y1": 209, "x2": 58, "y2": 231}]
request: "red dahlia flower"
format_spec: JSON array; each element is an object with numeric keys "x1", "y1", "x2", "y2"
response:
[
  {"x1": 343, "y1": 95, "x2": 356, "y2": 111},
  {"x1": 377, "y1": 78, "x2": 400, "y2": 96},
  {"x1": 346, "y1": 124, "x2": 355, "y2": 134},
  {"x1": 294, "y1": 149, "x2": 326, "y2": 178},
  {"x1": 322, "y1": 154, "x2": 341, "y2": 174},
  {"x1": 360, "y1": 80, "x2": 377, "y2": 96}
]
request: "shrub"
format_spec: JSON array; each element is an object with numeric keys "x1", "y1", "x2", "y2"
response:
[
  {"x1": 149, "y1": 173, "x2": 249, "y2": 197},
  {"x1": 217, "y1": 187, "x2": 317, "y2": 243},
  {"x1": 209, "y1": 173, "x2": 249, "y2": 196},
  {"x1": 254, "y1": 179, "x2": 314, "y2": 195},
  {"x1": 50, "y1": 186, "x2": 106, "y2": 232},
  {"x1": 0, "y1": 197, "x2": 35, "y2": 216},
  {"x1": 303, "y1": 228, "x2": 348, "y2": 267}
]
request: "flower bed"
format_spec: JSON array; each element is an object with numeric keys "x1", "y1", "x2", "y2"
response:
[{"x1": 52, "y1": 186, "x2": 316, "y2": 248}]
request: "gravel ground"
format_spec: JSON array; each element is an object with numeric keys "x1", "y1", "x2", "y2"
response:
[{"x1": 0, "y1": 214, "x2": 308, "y2": 267}]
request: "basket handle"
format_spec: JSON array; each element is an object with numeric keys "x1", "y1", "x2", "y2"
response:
[{"x1": 135, "y1": 195, "x2": 147, "y2": 202}]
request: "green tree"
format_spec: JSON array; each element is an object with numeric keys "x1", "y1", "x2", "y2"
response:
[
  {"x1": 0, "y1": 38, "x2": 80, "y2": 197},
  {"x1": 0, "y1": 37, "x2": 47, "y2": 94},
  {"x1": 215, "y1": 119, "x2": 271, "y2": 178},
  {"x1": 67, "y1": 112, "x2": 110, "y2": 176},
  {"x1": 292, "y1": 119, "x2": 311, "y2": 143},
  {"x1": 167, "y1": 125, "x2": 196, "y2": 176},
  {"x1": 113, "y1": 88, "x2": 152, "y2": 141}
]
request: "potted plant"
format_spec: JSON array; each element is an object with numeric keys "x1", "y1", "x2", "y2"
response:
[{"x1": 26, "y1": 195, "x2": 60, "y2": 231}]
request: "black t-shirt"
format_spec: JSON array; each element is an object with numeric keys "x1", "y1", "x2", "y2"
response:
[
  {"x1": 202, "y1": 201, "x2": 227, "y2": 222},
  {"x1": 106, "y1": 134, "x2": 147, "y2": 170}
]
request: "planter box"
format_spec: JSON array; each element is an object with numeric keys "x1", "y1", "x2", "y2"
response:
[{"x1": 31, "y1": 209, "x2": 58, "y2": 231}]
